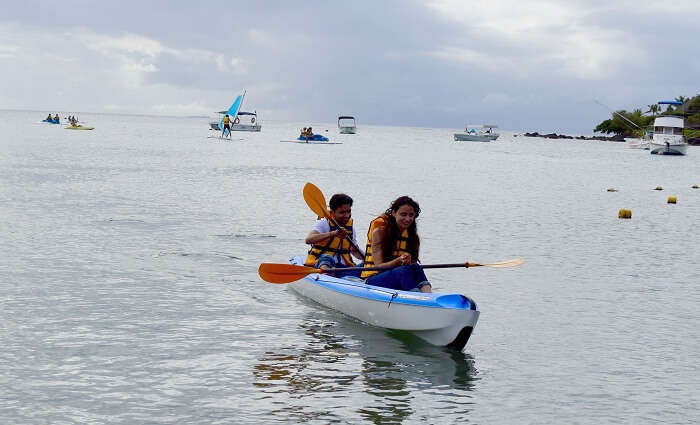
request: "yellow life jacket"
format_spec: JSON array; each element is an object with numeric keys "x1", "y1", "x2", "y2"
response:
[
  {"x1": 223, "y1": 116, "x2": 230, "y2": 124},
  {"x1": 361, "y1": 215, "x2": 409, "y2": 279},
  {"x1": 304, "y1": 218, "x2": 356, "y2": 267}
]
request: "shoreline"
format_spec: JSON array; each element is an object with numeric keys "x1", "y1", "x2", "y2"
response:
[
  {"x1": 521, "y1": 132, "x2": 625, "y2": 142},
  {"x1": 520, "y1": 132, "x2": 700, "y2": 145}
]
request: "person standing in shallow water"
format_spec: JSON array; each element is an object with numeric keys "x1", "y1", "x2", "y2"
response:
[{"x1": 361, "y1": 196, "x2": 432, "y2": 293}]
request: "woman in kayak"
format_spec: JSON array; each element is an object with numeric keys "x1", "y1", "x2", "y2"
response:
[{"x1": 361, "y1": 196, "x2": 431, "y2": 293}]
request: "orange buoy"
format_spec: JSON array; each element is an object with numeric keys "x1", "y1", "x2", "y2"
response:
[
  {"x1": 667, "y1": 196, "x2": 677, "y2": 204},
  {"x1": 618, "y1": 209, "x2": 632, "y2": 219}
]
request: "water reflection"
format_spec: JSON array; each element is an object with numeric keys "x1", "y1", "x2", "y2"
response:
[{"x1": 252, "y1": 295, "x2": 479, "y2": 423}]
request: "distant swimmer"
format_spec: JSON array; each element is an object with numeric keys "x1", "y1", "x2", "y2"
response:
[{"x1": 222, "y1": 114, "x2": 231, "y2": 139}]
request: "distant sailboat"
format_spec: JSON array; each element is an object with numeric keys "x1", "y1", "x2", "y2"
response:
[{"x1": 209, "y1": 90, "x2": 261, "y2": 132}]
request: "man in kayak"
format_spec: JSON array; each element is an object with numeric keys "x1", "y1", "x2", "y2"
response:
[
  {"x1": 222, "y1": 114, "x2": 231, "y2": 138},
  {"x1": 305, "y1": 193, "x2": 363, "y2": 277},
  {"x1": 361, "y1": 196, "x2": 432, "y2": 293}
]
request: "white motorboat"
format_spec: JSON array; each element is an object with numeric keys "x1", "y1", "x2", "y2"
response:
[
  {"x1": 286, "y1": 256, "x2": 479, "y2": 350},
  {"x1": 338, "y1": 116, "x2": 357, "y2": 134},
  {"x1": 209, "y1": 90, "x2": 262, "y2": 132},
  {"x1": 649, "y1": 107, "x2": 687, "y2": 155},
  {"x1": 454, "y1": 124, "x2": 499, "y2": 142}
]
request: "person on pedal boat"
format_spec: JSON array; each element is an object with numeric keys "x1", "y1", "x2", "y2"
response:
[
  {"x1": 305, "y1": 193, "x2": 363, "y2": 278},
  {"x1": 361, "y1": 196, "x2": 432, "y2": 293}
]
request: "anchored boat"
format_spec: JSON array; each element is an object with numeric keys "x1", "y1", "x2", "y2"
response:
[
  {"x1": 338, "y1": 116, "x2": 357, "y2": 134},
  {"x1": 650, "y1": 101, "x2": 687, "y2": 156},
  {"x1": 286, "y1": 256, "x2": 479, "y2": 350},
  {"x1": 454, "y1": 125, "x2": 499, "y2": 142},
  {"x1": 209, "y1": 90, "x2": 261, "y2": 132}
]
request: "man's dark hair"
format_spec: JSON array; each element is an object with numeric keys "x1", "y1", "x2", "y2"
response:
[{"x1": 329, "y1": 193, "x2": 353, "y2": 211}]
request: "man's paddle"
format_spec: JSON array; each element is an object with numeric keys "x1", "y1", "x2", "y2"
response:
[
  {"x1": 258, "y1": 259, "x2": 524, "y2": 284},
  {"x1": 303, "y1": 182, "x2": 366, "y2": 257}
]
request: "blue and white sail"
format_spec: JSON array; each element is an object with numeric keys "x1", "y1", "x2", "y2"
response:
[{"x1": 219, "y1": 90, "x2": 246, "y2": 131}]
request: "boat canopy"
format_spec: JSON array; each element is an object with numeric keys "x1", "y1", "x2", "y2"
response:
[
  {"x1": 654, "y1": 116, "x2": 684, "y2": 128},
  {"x1": 658, "y1": 101, "x2": 683, "y2": 105},
  {"x1": 338, "y1": 116, "x2": 355, "y2": 120},
  {"x1": 467, "y1": 124, "x2": 498, "y2": 128}
]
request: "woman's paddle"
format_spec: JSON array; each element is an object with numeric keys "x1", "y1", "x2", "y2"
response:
[
  {"x1": 259, "y1": 259, "x2": 524, "y2": 284},
  {"x1": 303, "y1": 182, "x2": 366, "y2": 257}
]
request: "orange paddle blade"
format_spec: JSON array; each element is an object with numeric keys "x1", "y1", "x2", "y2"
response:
[
  {"x1": 258, "y1": 263, "x2": 322, "y2": 284},
  {"x1": 303, "y1": 182, "x2": 329, "y2": 220},
  {"x1": 471, "y1": 258, "x2": 524, "y2": 268}
]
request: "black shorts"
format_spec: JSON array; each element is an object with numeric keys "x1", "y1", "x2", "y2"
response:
[{"x1": 224, "y1": 124, "x2": 231, "y2": 130}]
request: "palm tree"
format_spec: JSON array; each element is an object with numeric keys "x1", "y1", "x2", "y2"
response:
[
  {"x1": 646, "y1": 104, "x2": 660, "y2": 116},
  {"x1": 675, "y1": 96, "x2": 688, "y2": 104}
]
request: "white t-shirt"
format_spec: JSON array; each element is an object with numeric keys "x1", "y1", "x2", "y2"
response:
[{"x1": 311, "y1": 218, "x2": 358, "y2": 266}]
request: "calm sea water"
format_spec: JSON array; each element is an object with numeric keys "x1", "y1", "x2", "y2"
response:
[{"x1": 1, "y1": 110, "x2": 699, "y2": 424}]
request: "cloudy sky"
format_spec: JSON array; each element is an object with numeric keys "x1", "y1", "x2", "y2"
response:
[{"x1": 1, "y1": 0, "x2": 698, "y2": 133}]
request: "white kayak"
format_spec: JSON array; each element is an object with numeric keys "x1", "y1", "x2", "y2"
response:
[{"x1": 287, "y1": 256, "x2": 479, "y2": 350}]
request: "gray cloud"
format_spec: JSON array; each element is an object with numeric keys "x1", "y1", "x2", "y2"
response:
[{"x1": 1, "y1": 0, "x2": 698, "y2": 133}]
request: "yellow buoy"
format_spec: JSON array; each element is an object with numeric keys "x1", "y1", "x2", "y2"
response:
[
  {"x1": 654, "y1": 186, "x2": 663, "y2": 191},
  {"x1": 668, "y1": 196, "x2": 677, "y2": 204},
  {"x1": 607, "y1": 188, "x2": 617, "y2": 192},
  {"x1": 618, "y1": 209, "x2": 632, "y2": 219}
]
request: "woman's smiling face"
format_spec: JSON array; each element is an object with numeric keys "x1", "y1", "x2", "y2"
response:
[{"x1": 392, "y1": 204, "x2": 415, "y2": 231}]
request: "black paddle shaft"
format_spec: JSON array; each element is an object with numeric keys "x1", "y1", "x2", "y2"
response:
[
  {"x1": 324, "y1": 263, "x2": 470, "y2": 273},
  {"x1": 326, "y1": 215, "x2": 366, "y2": 258}
]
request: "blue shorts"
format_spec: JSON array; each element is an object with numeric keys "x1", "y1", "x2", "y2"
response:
[
  {"x1": 365, "y1": 263, "x2": 431, "y2": 292},
  {"x1": 315, "y1": 254, "x2": 362, "y2": 278}
]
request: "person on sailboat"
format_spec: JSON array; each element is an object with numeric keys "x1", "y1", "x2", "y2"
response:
[
  {"x1": 222, "y1": 114, "x2": 231, "y2": 138},
  {"x1": 361, "y1": 196, "x2": 432, "y2": 293},
  {"x1": 304, "y1": 193, "x2": 363, "y2": 278}
]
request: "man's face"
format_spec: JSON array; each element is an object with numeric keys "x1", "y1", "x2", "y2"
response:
[{"x1": 330, "y1": 204, "x2": 352, "y2": 225}]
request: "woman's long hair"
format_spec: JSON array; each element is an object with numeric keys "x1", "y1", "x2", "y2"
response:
[{"x1": 380, "y1": 196, "x2": 421, "y2": 263}]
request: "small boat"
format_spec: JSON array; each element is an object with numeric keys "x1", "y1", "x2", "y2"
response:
[
  {"x1": 338, "y1": 116, "x2": 357, "y2": 134},
  {"x1": 286, "y1": 256, "x2": 479, "y2": 350},
  {"x1": 649, "y1": 102, "x2": 687, "y2": 156},
  {"x1": 64, "y1": 125, "x2": 94, "y2": 130},
  {"x1": 208, "y1": 90, "x2": 261, "y2": 132},
  {"x1": 297, "y1": 134, "x2": 328, "y2": 142},
  {"x1": 454, "y1": 124, "x2": 499, "y2": 142},
  {"x1": 625, "y1": 130, "x2": 652, "y2": 150},
  {"x1": 42, "y1": 119, "x2": 60, "y2": 124},
  {"x1": 280, "y1": 140, "x2": 342, "y2": 145}
]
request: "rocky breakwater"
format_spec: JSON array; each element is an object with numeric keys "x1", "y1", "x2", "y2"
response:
[{"x1": 523, "y1": 132, "x2": 625, "y2": 142}]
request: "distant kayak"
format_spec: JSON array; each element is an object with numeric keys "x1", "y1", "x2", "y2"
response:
[
  {"x1": 297, "y1": 134, "x2": 329, "y2": 142},
  {"x1": 280, "y1": 140, "x2": 342, "y2": 144},
  {"x1": 42, "y1": 119, "x2": 60, "y2": 124},
  {"x1": 64, "y1": 125, "x2": 94, "y2": 130}
]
